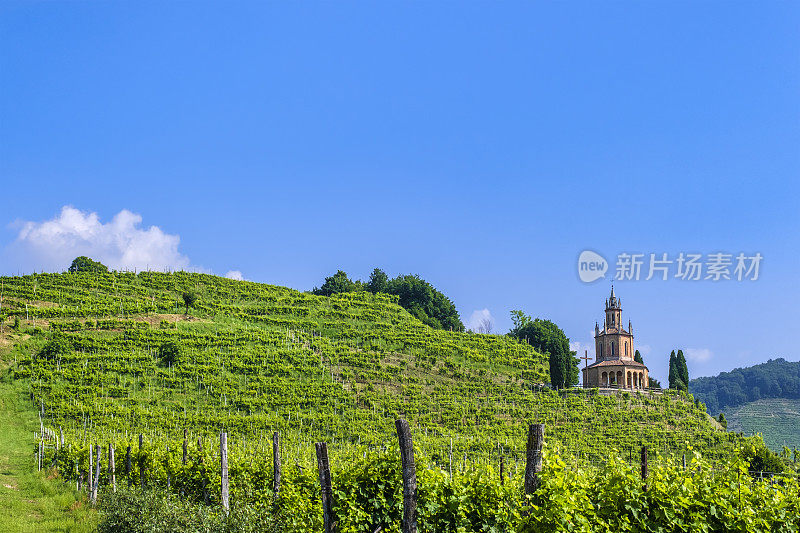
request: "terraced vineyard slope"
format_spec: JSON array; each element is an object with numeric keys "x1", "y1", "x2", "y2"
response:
[
  {"x1": 0, "y1": 272, "x2": 740, "y2": 508},
  {"x1": 727, "y1": 398, "x2": 800, "y2": 452}
]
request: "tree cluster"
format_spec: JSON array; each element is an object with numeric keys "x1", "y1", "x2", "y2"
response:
[
  {"x1": 508, "y1": 310, "x2": 578, "y2": 389},
  {"x1": 690, "y1": 358, "x2": 800, "y2": 415},
  {"x1": 312, "y1": 269, "x2": 464, "y2": 331},
  {"x1": 668, "y1": 350, "x2": 689, "y2": 391},
  {"x1": 68, "y1": 256, "x2": 108, "y2": 274}
]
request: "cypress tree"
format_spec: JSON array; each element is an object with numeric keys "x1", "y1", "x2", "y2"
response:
[
  {"x1": 634, "y1": 349, "x2": 643, "y2": 364},
  {"x1": 676, "y1": 349, "x2": 689, "y2": 388},
  {"x1": 668, "y1": 350, "x2": 678, "y2": 389}
]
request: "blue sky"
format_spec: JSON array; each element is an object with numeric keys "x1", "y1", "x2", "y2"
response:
[{"x1": 1, "y1": 2, "x2": 798, "y2": 383}]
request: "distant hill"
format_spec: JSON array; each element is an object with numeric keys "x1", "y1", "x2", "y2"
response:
[
  {"x1": 690, "y1": 358, "x2": 800, "y2": 416},
  {"x1": 690, "y1": 359, "x2": 800, "y2": 452},
  {"x1": 726, "y1": 398, "x2": 800, "y2": 451}
]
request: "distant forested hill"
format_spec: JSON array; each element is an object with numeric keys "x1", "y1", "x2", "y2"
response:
[{"x1": 690, "y1": 358, "x2": 800, "y2": 415}]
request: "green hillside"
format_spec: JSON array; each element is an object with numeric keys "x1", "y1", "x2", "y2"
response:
[
  {"x1": 0, "y1": 270, "x2": 762, "y2": 532},
  {"x1": 0, "y1": 271, "x2": 734, "y2": 464},
  {"x1": 727, "y1": 398, "x2": 800, "y2": 452},
  {"x1": 690, "y1": 358, "x2": 800, "y2": 452},
  {"x1": 690, "y1": 358, "x2": 800, "y2": 415}
]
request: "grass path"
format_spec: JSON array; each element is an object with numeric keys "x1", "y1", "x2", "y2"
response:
[{"x1": 0, "y1": 375, "x2": 96, "y2": 532}]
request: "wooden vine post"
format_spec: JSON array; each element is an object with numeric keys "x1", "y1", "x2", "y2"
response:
[
  {"x1": 138, "y1": 434, "x2": 145, "y2": 488},
  {"x1": 396, "y1": 418, "x2": 418, "y2": 533},
  {"x1": 125, "y1": 445, "x2": 131, "y2": 486},
  {"x1": 198, "y1": 437, "x2": 208, "y2": 504},
  {"x1": 273, "y1": 431, "x2": 281, "y2": 496},
  {"x1": 220, "y1": 432, "x2": 229, "y2": 513},
  {"x1": 109, "y1": 443, "x2": 116, "y2": 493},
  {"x1": 524, "y1": 423, "x2": 544, "y2": 495},
  {"x1": 640, "y1": 446, "x2": 648, "y2": 492},
  {"x1": 182, "y1": 429, "x2": 188, "y2": 465},
  {"x1": 315, "y1": 442, "x2": 334, "y2": 533},
  {"x1": 91, "y1": 445, "x2": 101, "y2": 504}
]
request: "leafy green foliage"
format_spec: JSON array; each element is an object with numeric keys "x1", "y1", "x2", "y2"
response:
[
  {"x1": 740, "y1": 438, "x2": 786, "y2": 474},
  {"x1": 367, "y1": 268, "x2": 388, "y2": 294},
  {"x1": 90, "y1": 448, "x2": 800, "y2": 532},
  {"x1": 384, "y1": 274, "x2": 463, "y2": 332},
  {"x1": 718, "y1": 412, "x2": 728, "y2": 429},
  {"x1": 312, "y1": 270, "x2": 359, "y2": 296},
  {"x1": 314, "y1": 269, "x2": 464, "y2": 331},
  {"x1": 634, "y1": 349, "x2": 643, "y2": 364},
  {"x1": 68, "y1": 256, "x2": 108, "y2": 273},
  {"x1": 509, "y1": 311, "x2": 578, "y2": 389},
  {"x1": 158, "y1": 341, "x2": 181, "y2": 367},
  {"x1": 38, "y1": 334, "x2": 71, "y2": 361}
]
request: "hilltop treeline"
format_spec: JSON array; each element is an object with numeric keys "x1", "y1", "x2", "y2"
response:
[
  {"x1": 312, "y1": 268, "x2": 464, "y2": 331},
  {"x1": 690, "y1": 358, "x2": 800, "y2": 415}
]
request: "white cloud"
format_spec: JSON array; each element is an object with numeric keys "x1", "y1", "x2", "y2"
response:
[
  {"x1": 570, "y1": 341, "x2": 589, "y2": 354},
  {"x1": 685, "y1": 348, "x2": 713, "y2": 363},
  {"x1": 570, "y1": 330, "x2": 597, "y2": 358},
  {"x1": 468, "y1": 308, "x2": 495, "y2": 334},
  {"x1": 8, "y1": 206, "x2": 199, "y2": 273},
  {"x1": 637, "y1": 344, "x2": 652, "y2": 356},
  {"x1": 225, "y1": 270, "x2": 244, "y2": 281}
]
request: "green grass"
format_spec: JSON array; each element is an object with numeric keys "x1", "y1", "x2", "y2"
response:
[
  {"x1": 727, "y1": 398, "x2": 800, "y2": 452},
  {"x1": 0, "y1": 371, "x2": 96, "y2": 532}
]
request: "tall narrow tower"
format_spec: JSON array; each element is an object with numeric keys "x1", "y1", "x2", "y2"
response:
[
  {"x1": 583, "y1": 286, "x2": 649, "y2": 389},
  {"x1": 595, "y1": 285, "x2": 634, "y2": 361}
]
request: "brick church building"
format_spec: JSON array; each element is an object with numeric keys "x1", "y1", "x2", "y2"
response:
[{"x1": 582, "y1": 287, "x2": 649, "y2": 389}]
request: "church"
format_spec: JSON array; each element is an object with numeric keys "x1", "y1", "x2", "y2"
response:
[{"x1": 582, "y1": 286, "x2": 649, "y2": 389}]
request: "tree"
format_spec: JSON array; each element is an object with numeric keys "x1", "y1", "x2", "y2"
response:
[
  {"x1": 386, "y1": 274, "x2": 464, "y2": 331},
  {"x1": 367, "y1": 268, "x2": 389, "y2": 294},
  {"x1": 634, "y1": 349, "x2": 643, "y2": 364},
  {"x1": 676, "y1": 349, "x2": 689, "y2": 388},
  {"x1": 668, "y1": 350, "x2": 687, "y2": 391},
  {"x1": 39, "y1": 334, "x2": 71, "y2": 361},
  {"x1": 159, "y1": 341, "x2": 181, "y2": 366},
  {"x1": 509, "y1": 311, "x2": 578, "y2": 388},
  {"x1": 510, "y1": 310, "x2": 531, "y2": 331},
  {"x1": 742, "y1": 438, "x2": 785, "y2": 475},
  {"x1": 648, "y1": 377, "x2": 662, "y2": 389},
  {"x1": 182, "y1": 291, "x2": 198, "y2": 316},
  {"x1": 68, "y1": 256, "x2": 108, "y2": 274},
  {"x1": 718, "y1": 412, "x2": 728, "y2": 430},
  {"x1": 313, "y1": 270, "x2": 357, "y2": 297}
]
